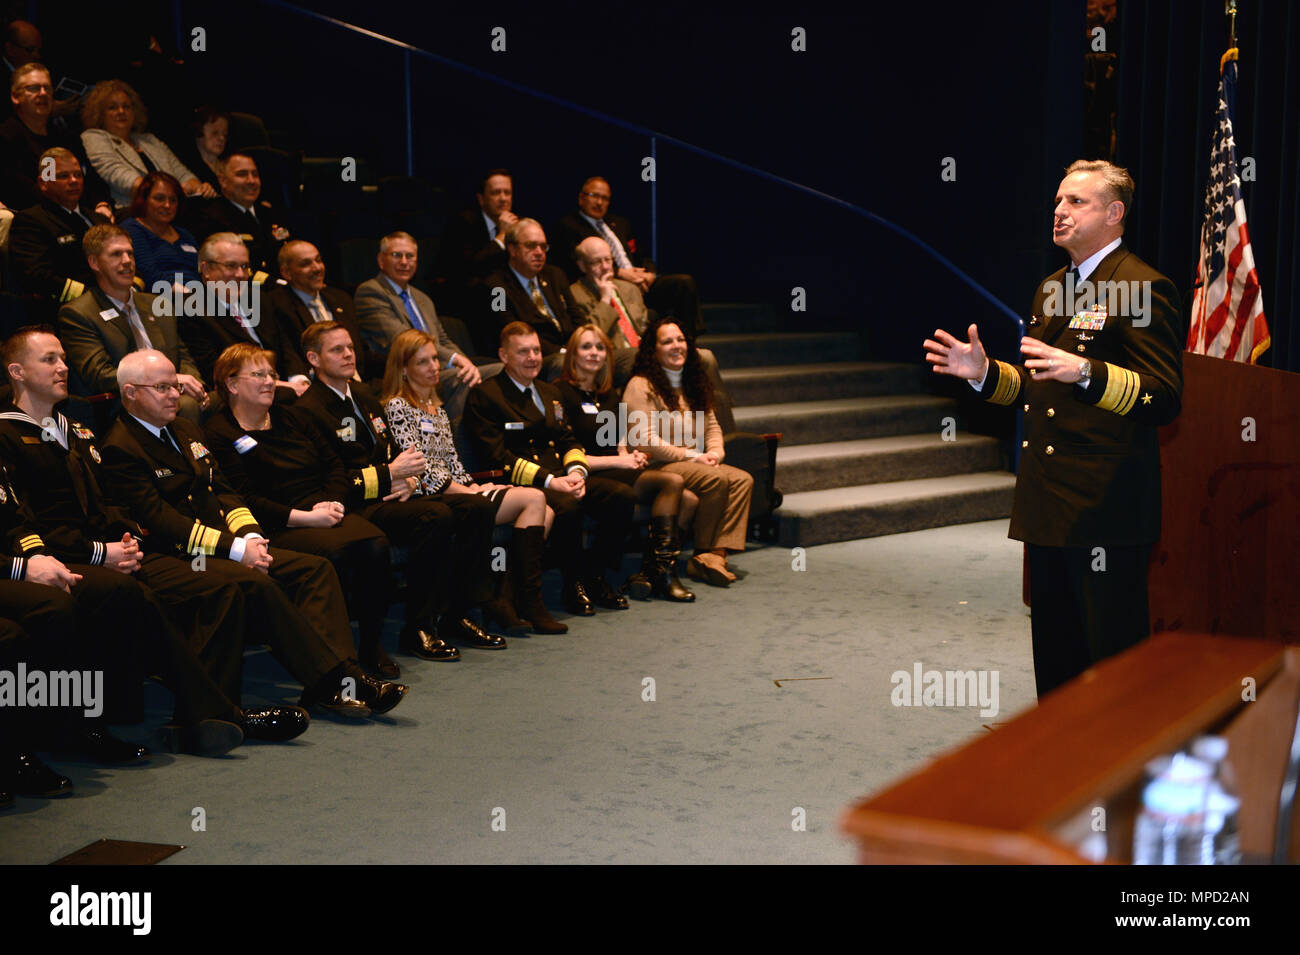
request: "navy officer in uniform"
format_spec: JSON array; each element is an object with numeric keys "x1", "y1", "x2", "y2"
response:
[{"x1": 924, "y1": 159, "x2": 1183, "y2": 696}]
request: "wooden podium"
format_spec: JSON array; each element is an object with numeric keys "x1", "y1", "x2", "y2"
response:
[{"x1": 843, "y1": 353, "x2": 1300, "y2": 863}]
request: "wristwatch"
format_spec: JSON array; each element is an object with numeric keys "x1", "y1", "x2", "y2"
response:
[{"x1": 1077, "y1": 359, "x2": 1092, "y2": 386}]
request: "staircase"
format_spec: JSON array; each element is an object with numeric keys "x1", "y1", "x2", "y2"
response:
[{"x1": 699, "y1": 305, "x2": 1016, "y2": 547}]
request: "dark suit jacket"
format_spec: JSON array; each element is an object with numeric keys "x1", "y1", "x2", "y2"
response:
[
  {"x1": 463, "y1": 371, "x2": 588, "y2": 488},
  {"x1": 58, "y1": 285, "x2": 201, "y2": 396},
  {"x1": 0, "y1": 117, "x2": 110, "y2": 211},
  {"x1": 99, "y1": 411, "x2": 263, "y2": 559},
  {"x1": 977, "y1": 245, "x2": 1183, "y2": 547},
  {"x1": 433, "y1": 208, "x2": 507, "y2": 286},
  {"x1": 291, "y1": 378, "x2": 400, "y2": 505},
  {"x1": 180, "y1": 196, "x2": 287, "y2": 275},
  {"x1": 176, "y1": 283, "x2": 310, "y2": 386},
  {"x1": 479, "y1": 264, "x2": 582, "y2": 357},
  {"x1": 551, "y1": 212, "x2": 650, "y2": 282},
  {"x1": 266, "y1": 281, "x2": 385, "y2": 381},
  {"x1": 9, "y1": 199, "x2": 109, "y2": 302}
]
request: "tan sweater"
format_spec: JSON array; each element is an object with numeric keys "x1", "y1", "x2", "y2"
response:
[{"x1": 621, "y1": 375, "x2": 724, "y2": 463}]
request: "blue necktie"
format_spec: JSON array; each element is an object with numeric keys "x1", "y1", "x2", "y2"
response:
[{"x1": 401, "y1": 289, "x2": 426, "y2": 332}]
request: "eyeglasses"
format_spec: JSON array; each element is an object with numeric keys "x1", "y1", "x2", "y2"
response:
[
  {"x1": 130, "y1": 381, "x2": 180, "y2": 395},
  {"x1": 385, "y1": 251, "x2": 417, "y2": 260},
  {"x1": 207, "y1": 260, "x2": 250, "y2": 272},
  {"x1": 585, "y1": 255, "x2": 613, "y2": 266},
  {"x1": 234, "y1": 370, "x2": 275, "y2": 381},
  {"x1": 17, "y1": 83, "x2": 51, "y2": 94},
  {"x1": 581, "y1": 192, "x2": 610, "y2": 202},
  {"x1": 517, "y1": 241, "x2": 548, "y2": 252}
]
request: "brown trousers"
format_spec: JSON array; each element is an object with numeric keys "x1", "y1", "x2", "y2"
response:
[{"x1": 660, "y1": 460, "x2": 753, "y2": 552}]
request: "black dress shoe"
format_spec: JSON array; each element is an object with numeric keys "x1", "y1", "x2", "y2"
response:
[
  {"x1": 353, "y1": 671, "x2": 408, "y2": 716},
  {"x1": 442, "y1": 616, "x2": 507, "y2": 650},
  {"x1": 299, "y1": 683, "x2": 372, "y2": 720},
  {"x1": 170, "y1": 719, "x2": 243, "y2": 757},
  {"x1": 241, "y1": 706, "x2": 310, "y2": 742},
  {"x1": 563, "y1": 579, "x2": 596, "y2": 616},
  {"x1": 399, "y1": 627, "x2": 461, "y2": 662},
  {"x1": 72, "y1": 727, "x2": 151, "y2": 764},
  {"x1": 586, "y1": 575, "x2": 630, "y2": 610},
  {"x1": 7, "y1": 752, "x2": 73, "y2": 797}
]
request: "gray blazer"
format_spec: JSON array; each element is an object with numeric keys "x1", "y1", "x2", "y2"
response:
[
  {"x1": 80, "y1": 129, "x2": 198, "y2": 207},
  {"x1": 354, "y1": 273, "x2": 463, "y2": 367}
]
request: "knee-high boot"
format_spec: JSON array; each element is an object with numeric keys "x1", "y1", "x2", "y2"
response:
[
  {"x1": 650, "y1": 516, "x2": 695, "y2": 602},
  {"x1": 514, "y1": 526, "x2": 568, "y2": 634}
]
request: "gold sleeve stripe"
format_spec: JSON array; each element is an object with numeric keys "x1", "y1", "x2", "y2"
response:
[
  {"x1": 18, "y1": 534, "x2": 43, "y2": 553},
  {"x1": 562, "y1": 448, "x2": 588, "y2": 469},
  {"x1": 987, "y1": 360, "x2": 1021, "y2": 406},
  {"x1": 511, "y1": 459, "x2": 541, "y2": 486},
  {"x1": 1098, "y1": 364, "x2": 1141, "y2": 415},
  {"x1": 226, "y1": 507, "x2": 257, "y2": 534},
  {"x1": 198, "y1": 527, "x2": 221, "y2": 556},
  {"x1": 60, "y1": 278, "x2": 86, "y2": 303},
  {"x1": 186, "y1": 521, "x2": 202, "y2": 554},
  {"x1": 362, "y1": 466, "x2": 379, "y2": 499},
  {"x1": 253, "y1": 271, "x2": 269, "y2": 285}
]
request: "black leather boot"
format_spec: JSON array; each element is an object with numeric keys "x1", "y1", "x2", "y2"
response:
[
  {"x1": 483, "y1": 564, "x2": 530, "y2": 636},
  {"x1": 650, "y1": 516, "x2": 695, "y2": 602}
]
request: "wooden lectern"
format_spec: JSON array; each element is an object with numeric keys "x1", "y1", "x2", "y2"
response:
[{"x1": 843, "y1": 353, "x2": 1300, "y2": 863}]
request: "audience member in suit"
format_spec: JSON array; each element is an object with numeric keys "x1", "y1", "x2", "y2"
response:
[
  {"x1": 464, "y1": 322, "x2": 637, "y2": 619},
  {"x1": 169, "y1": 106, "x2": 227, "y2": 194},
  {"x1": 552, "y1": 176, "x2": 703, "y2": 334},
  {"x1": 203, "y1": 342, "x2": 398, "y2": 677},
  {"x1": 181, "y1": 153, "x2": 287, "y2": 276},
  {"x1": 178, "y1": 232, "x2": 308, "y2": 398},
  {"x1": 430, "y1": 167, "x2": 513, "y2": 314},
  {"x1": 0, "y1": 63, "x2": 111, "y2": 212},
  {"x1": 555, "y1": 324, "x2": 695, "y2": 603},
  {"x1": 354, "y1": 231, "x2": 500, "y2": 421},
  {"x1": 57, "y1": 224, "x2": 207, "y2": 421},
  {"x1": 479, "y1": 218, "x2": 582, "y2": 377},
  {"x1": 121, "y1": 171, "x2": 201, "y2": 291},
  {"x1": 8, "y1": 147, "x2": 109, "y2": 311},
  {"x1": 268, "y1": 239, "x2": 385, "y2": 383},
  {"x1": 622, "y1": 317, "x2": 753, "y2": 588},
  {"x1": 98, "y1": 349, "x2": 407, "y2": 719},
  {"x1": 78, "y1": 79, "x2": 215, "y2": 208},
  {"x1": 0, "y1": 327, "x2": 309, "y2": 751},
  {"x1": 293, "y1": 320, "x2": 507, "y2": 659}
]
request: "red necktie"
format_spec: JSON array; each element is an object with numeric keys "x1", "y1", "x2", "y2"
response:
[{"x1": 609, "y1": 290, "x2": 639, "y2": 347}]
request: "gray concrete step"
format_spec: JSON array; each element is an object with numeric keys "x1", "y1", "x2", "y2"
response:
[
  {"x1": 722, "y1": 361, "x2": 928, "y2": 405},
  {"x1": 734, "y1": 394, "x2": 960, "y2": 446},
  {"x1": 699, "y1": 331, "x2": 859, "y2": 369},
  {"x1": 775, "y1": 472, "x2": 1017, "y2": 547},
  {"x1": 701, "y1": 302, "x2": 782, "y2": 333},
  {"x1": 775, "y1": 433, "x2": 1005, "y2": 493}
]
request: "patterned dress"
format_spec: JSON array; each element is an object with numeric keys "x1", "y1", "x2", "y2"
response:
[{"x1": 384, "y1": 395, "x2": 506, "y2": 509}]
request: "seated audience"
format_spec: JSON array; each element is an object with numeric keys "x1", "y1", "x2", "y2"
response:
[
  {"x1": 622, "y1": 317, "x2": 753, "y2": 587},
  {"x1": 354, "y1": 231, "x2": 500, "y2": 419},
  {"x1": 381, "y1": 328, "x2": 555, "y2": 635},
  {"x1": 57, "y1": 224, "x2": 207, "y2": 420},
  {"x1": 555, "y1": 324, "x2": 696, "y2": 602},
  {"x1": 79, "y1": 79, "x2": 215, "y2": 208},
  {"x1": 431, "y1": 167, "x2": 513, "y2": 313},
  {"x1": 203, "y1": 343, "x2": 397, "y2": 677},
  {"x1": 464, "y1": 322, "x2": 637, "y2": 621},
  {"x1": 181, "y1": 153, "x2": 288, "y2": 275},
  {"x1": 171, "y1": 105, "x2": 228, "y2": 193},
  {"x1": 121, "y1": 171, "x2": 200, "y2": 291},
  {"x1": 479, "y1": 218, "x2": 582, "y2": 374},
  {"x1": 552, "y1": 176, "x2": 703, "y2": 334},
  {"x1": 8, "y1": 147, "x2": 108, "y2": 311}
]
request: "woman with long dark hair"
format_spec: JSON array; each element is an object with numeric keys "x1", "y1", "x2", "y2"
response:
[
  {"x1": 622, "y1": 317, "x2": 753, "y2": 586},
  {"x1": 121, "y1": 171, "x2": 200, "y2": 291}
]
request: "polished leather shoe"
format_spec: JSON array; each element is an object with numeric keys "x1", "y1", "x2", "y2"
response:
[
  {"x1": 299, "y1": 683, "x2": 372, "y2": 719},
  {"x1": 586, "y1": 575, "x2": 629, "y2": 610},
  {"x1": 72, "y1": 727, "x2": 151, "y2": 764},
  {"x1": 399, "y1": 627, "x2": 461, "y2": 662},
  {"x1": 7, "y1": 752, "x2": 73, "y2": 797},
  {"x1": 241, "y1": 706, "x2": 310, "y2": 742},
  {"x1": 359, "y1": 644, "x2": 401, "y2": 679},
  {"x1": 169, "y1": 719, "x2": 243, "y2": 757},
  {"x1": 562, "y1": 579, "x2": 596, "y2": 616},
  {"x1": 353, "y1": 671, "x2": 408, "y2": 715},
  {"x1": 442, "y1": 616, "x2": 507, "y2": 650}
]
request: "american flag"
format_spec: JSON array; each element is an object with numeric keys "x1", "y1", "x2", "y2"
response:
[{"x1": 1188, "y1": 50, "x2": 1269, "y2": 363}]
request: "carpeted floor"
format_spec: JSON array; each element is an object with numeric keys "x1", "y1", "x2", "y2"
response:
[{"x1": 1, "y1": 519, "x2": 1035, "y2": 864}]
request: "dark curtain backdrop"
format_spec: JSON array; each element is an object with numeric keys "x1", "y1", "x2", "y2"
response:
[{"x1": 1116, "y1": 0, "x2": 1299, "y2": 372}]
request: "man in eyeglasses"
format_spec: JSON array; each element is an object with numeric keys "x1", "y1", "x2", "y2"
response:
[
  {"x1": 56, "y1": 223, "x2": 207, "y2": 421},
  {"x1": 481, "y1": 218, "x2": 583, "y2": 379}
]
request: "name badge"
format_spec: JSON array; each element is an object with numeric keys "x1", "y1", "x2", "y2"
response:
[
  {"x1": 154, "y1": 468, "x2": 174, "y2": 478},
  {"x1": 581, "y1": 402, "x2": 598, "y2": 415},
  {"x1": 99, "y1": 308, "x2": 119, "y2": 321},
  {"x1": 233, "y1": 435, "x2": 258, "y2": 454},
  {"x1": 57, "y1": 234, "x2": 76, "y2": 245},
  {"x1": 180, "y1": 244, "x2": 197, "y2": 253},
  {"x1": 505, "y1": 421, "x2": 524, "y2": 430},
  {"x1": 420, "y1": 420, "x2": 435, "y2": 433}
]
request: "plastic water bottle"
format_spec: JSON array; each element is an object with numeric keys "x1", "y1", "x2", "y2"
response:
[
  {"x1": 1133, "y1": 753, "x2": 1212, "y2": 864},
  {"x1": 1191, "y1": 736, "x2": 1241, "y2": 865}
]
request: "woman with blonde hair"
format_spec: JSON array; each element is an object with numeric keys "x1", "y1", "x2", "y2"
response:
[
  {"x1": 381, "y1": 328, "x2": 564, "y2": 634},
  {"x1": 556, "y1": 324, "x2": 695, "y2": 602},
  {"x1": 80, "y1": 79, "x2": 216, "y2": 207},
  {"x1": 622, "y1": 317, "x2": 753, "y2": 586}
]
